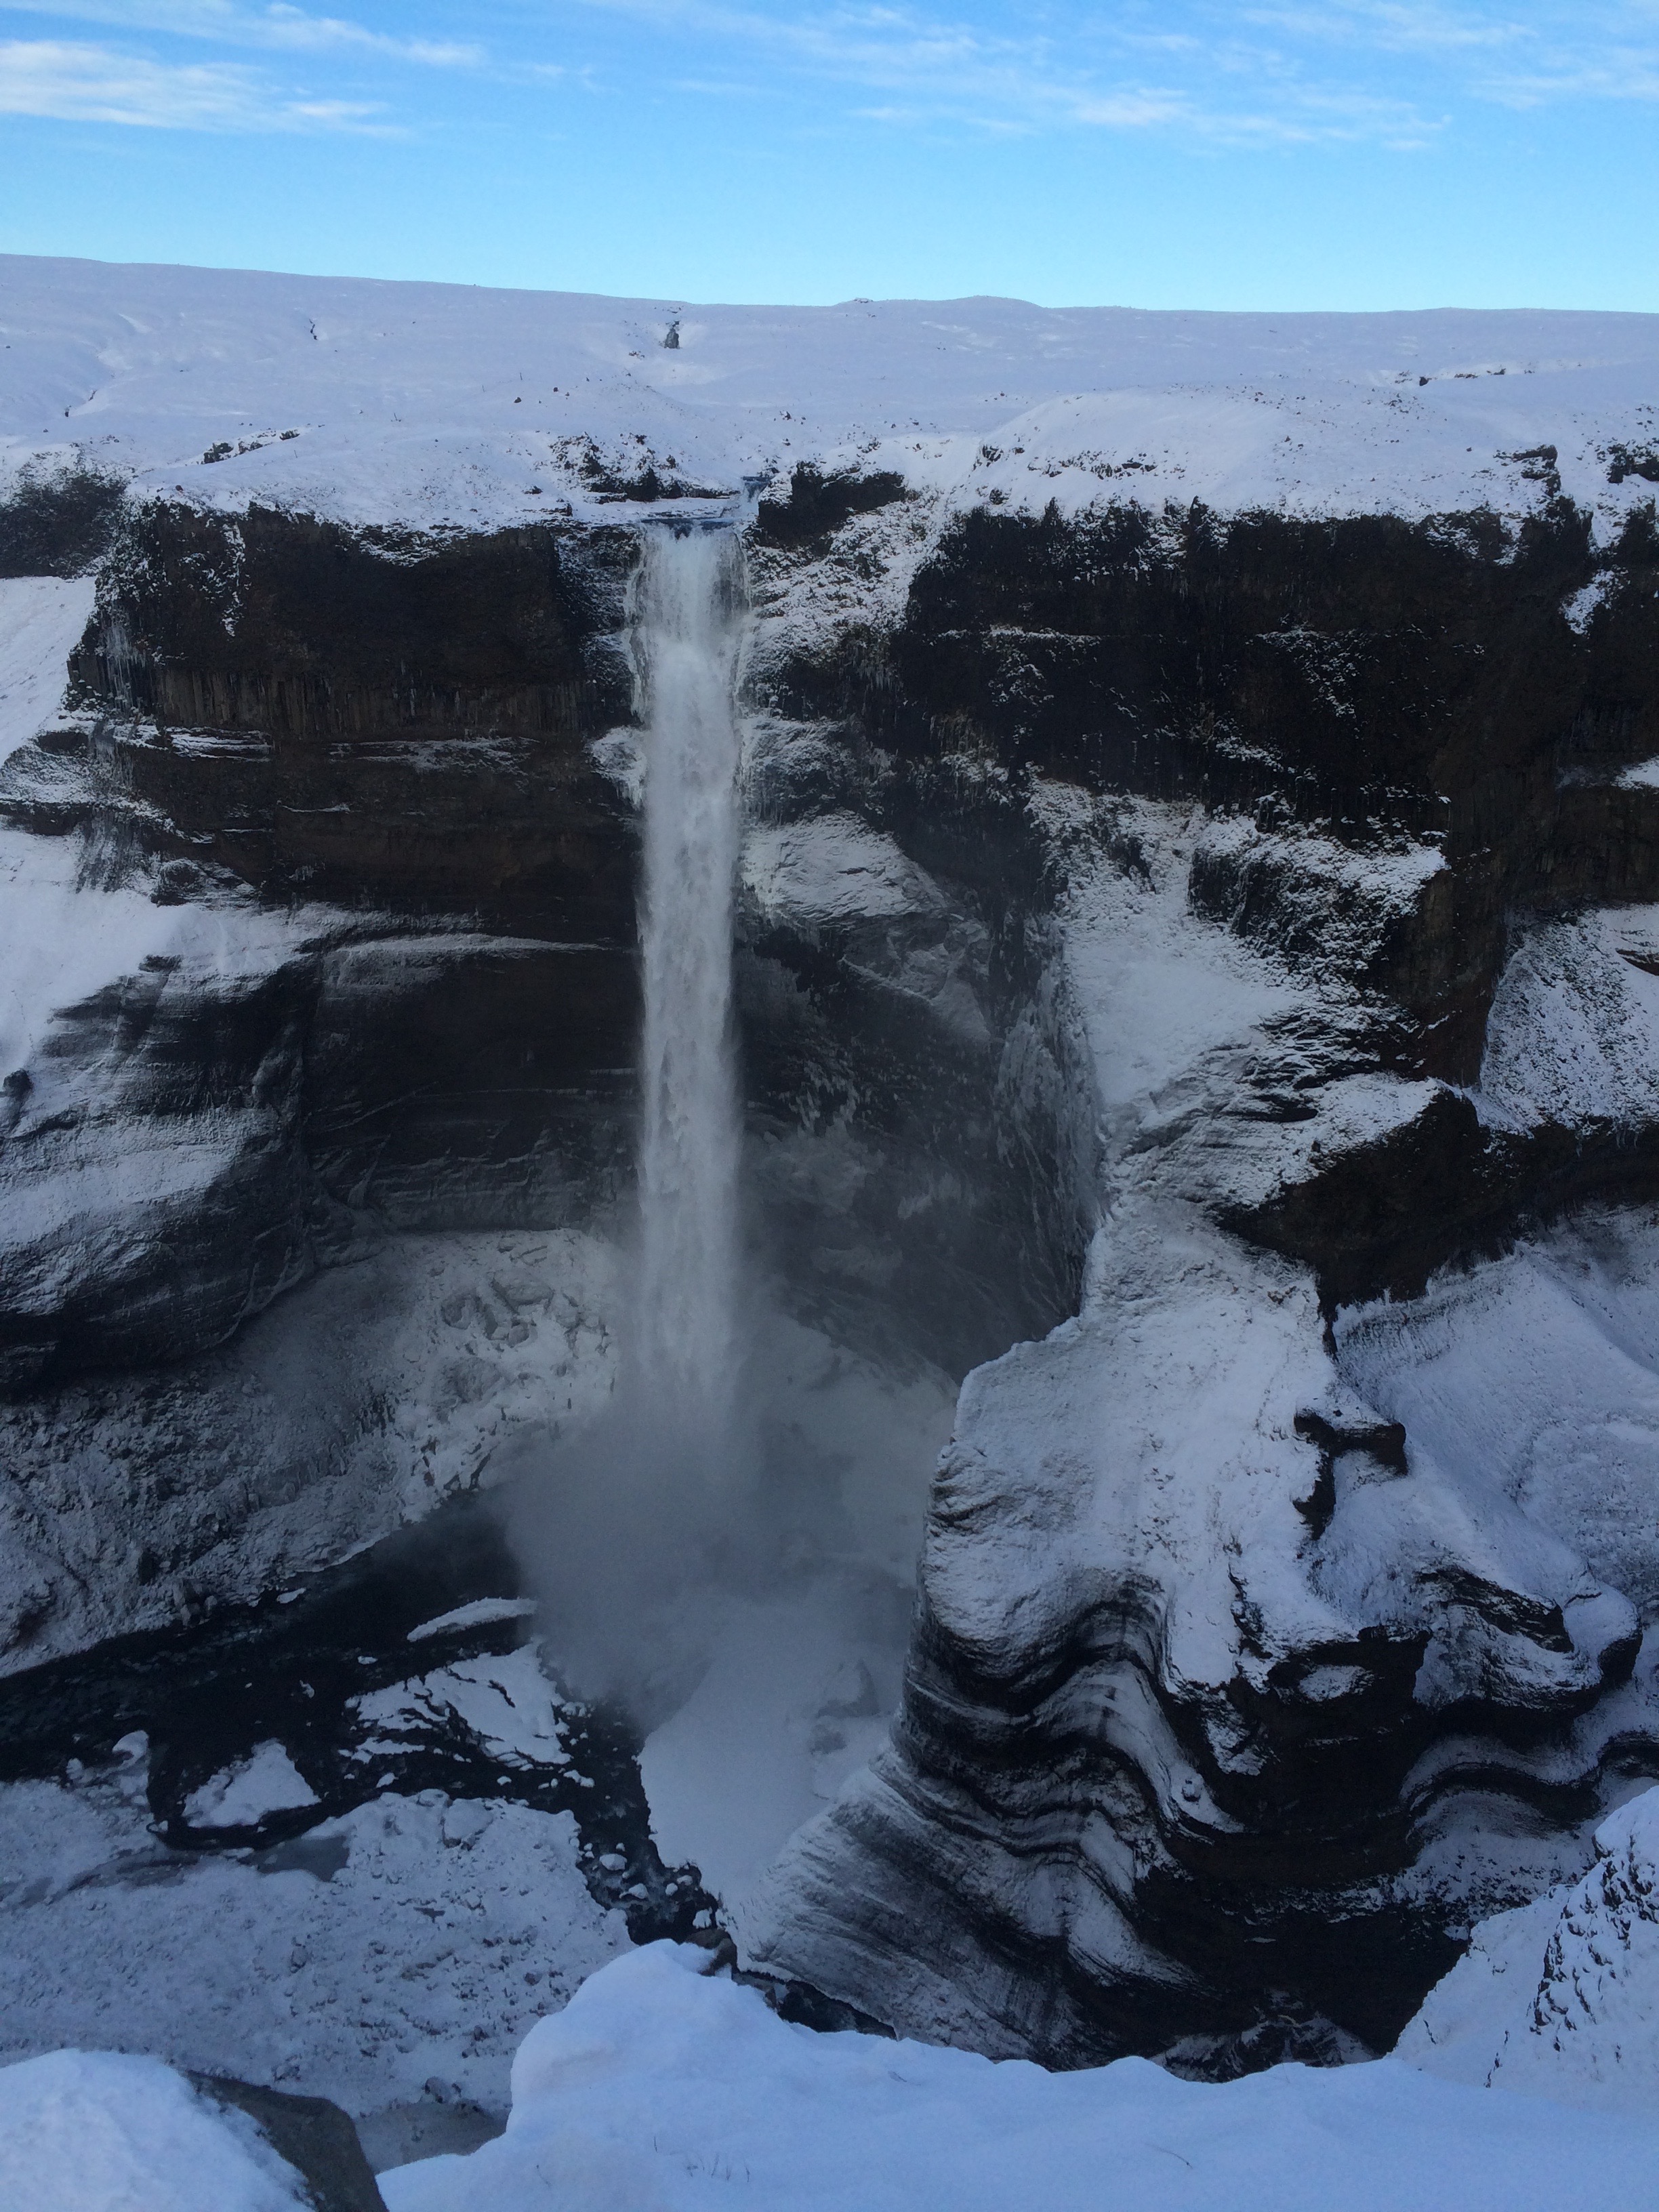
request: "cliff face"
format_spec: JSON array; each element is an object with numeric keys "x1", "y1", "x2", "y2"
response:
[
  {"x1": 0, "y1": 507, "x2": 641, "y2": 1395},
  {"x1": 5, "y1": 438, "x2": 1659, "y2": 2069},
  {"x1": 737, "y1": 478, "x2": 1659, "y2": 2067}
]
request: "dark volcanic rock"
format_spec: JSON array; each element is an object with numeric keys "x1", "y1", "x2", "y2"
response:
[
  {"x1": 737, "y1": 489, "x2": 1659, "y2": 2066},
  {"x1": 0, "y1": 462, "x2": 128, "y2": 579},
  {"x1": 58, "y1": 502, "x2": 639, "y2": 929},
  {"x1": 189, "y1": 2076, "x2": 387, "y2": 2212},
  {"x1": 754, "y1": 464, "x2": 912, "y2": 552},
  {"x1": 0, "y1": 502, "x2": 644, "y2": 1393},
  {"x1": 0, "y1": 926, "x2": 635, "y2": 1393},
  {"x1": 79, "y1": 504, "x2": 632, "y2": 748},
  {"x1": 761, "y1": 498, "x2": 1659, "y2": 1085}
]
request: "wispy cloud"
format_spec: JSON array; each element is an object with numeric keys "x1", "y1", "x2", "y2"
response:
[
  {"x1": 1240, "y1": 0, "x2": 1659, "y2": 100},
  {"x1": 1240, "y1": 2, "x2": 1530, "y2": 55},
  {"x1": 8, "y1": 0, "x2": 1659, "y2": 150},
  {"x1": 567, "y1": 0, "x2": 1442, "y2": 144},
  {"x1": 0, "y1": 32, "x2": 392, "y2": 123},
  {"x1": 0, "y1": 1, "x2": 482, "y2": 66},
  {"x1": 556, "y1": 0, "x2": 1659, "y2": 144}
]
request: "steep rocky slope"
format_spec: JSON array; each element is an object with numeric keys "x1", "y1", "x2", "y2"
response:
[
  {"x1": 4, "y1": 261, "x2": 1659, "y2": 2072},
  {"x1": 741, "y1": 476, "x2": 1659, "y2": 2068}
]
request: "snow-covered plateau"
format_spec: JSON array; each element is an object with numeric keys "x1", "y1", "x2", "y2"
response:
[{"x1": 3, "y1": 256, "x2": 1659, "y2": 2200}]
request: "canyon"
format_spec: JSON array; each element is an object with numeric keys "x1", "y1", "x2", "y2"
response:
[{"x1": 3, "y1": 263, "x2": 1659, "y2": 2102}]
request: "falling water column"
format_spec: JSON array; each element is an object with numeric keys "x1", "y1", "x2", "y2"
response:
[{"x1": 632, "y1": 523, "x2": 745, "y2": 1445}]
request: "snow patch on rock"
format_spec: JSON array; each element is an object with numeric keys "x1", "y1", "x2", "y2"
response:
[
  {"x1": 1399, "y1": 1782, "x2": 1659, "y2": 2112},
  {"x1": 354, "y1": 1645, "x2": 572, "y2": 1772},
  {"x1": 1053, "y1": 798, "x2": 1308, "y2": 1141},
  {"x1": 407, "y1": 1599, "x2": 537, "y2": 1645},
  {"x1": 1476, "y1": 907, "x2": 1659, "y2": 1133},
  {"x1": 0, "y1": 577, "x2": 94, "y2": 766},
  {"x1": 742, "y1": 815, "x2": 940, "y2": 926},
  {"x1": 0, "y1": 2048, "x2": 310, "y2": 2212},
  {"x1": 1335, "y1": 1207, "x2": 1659, "y2": 1615},
  {"x1": 184, "y1": 1743, "x2": 319, "y2": 1830}
]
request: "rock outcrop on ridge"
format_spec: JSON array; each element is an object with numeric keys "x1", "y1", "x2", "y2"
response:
[{"x1": 4, "y1": 262, "x2": 1659, "y2": 2068}]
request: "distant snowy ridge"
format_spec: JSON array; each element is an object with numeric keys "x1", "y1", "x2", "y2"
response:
[{"x1": 3, "y1": 255, "x2": 1658, "y2": 539}]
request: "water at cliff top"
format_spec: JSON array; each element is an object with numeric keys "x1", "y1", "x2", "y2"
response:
[{"x1": 632, "y1": 523, "x2": 745, "y2": 1436}]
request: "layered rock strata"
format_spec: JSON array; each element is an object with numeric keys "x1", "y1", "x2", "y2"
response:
[{"x1": 737, "y1": 483, "x2": 1659, "y2": 2066}]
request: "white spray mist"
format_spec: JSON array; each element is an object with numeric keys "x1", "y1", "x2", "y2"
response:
[{"x1": 631, "y1": 522, "x2": 745, "y2": 1442}]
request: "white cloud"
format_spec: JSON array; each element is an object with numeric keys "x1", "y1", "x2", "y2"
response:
[
  {"x1": 0, "y1": 33, "x2": 390, "y2": 124},
  {"x1": 8, "y1": 0, "x2": 1656, "y2": 150},
  {"x1": 1239, "y1": 1, "x2": 1530, "y2": 55},
  {"x1": 552, "y1": 0, "x2": 1659, "y2": 144},
  {"x1": 1240, "y1": 0, "x2": 1659, "y2": 101},
  {"x1": 1481, "y1": 53, "x2": 1659, "y2": 101},
  {"x1": 0, "y1": 1, "x2": 483, "y2": 66},
  {"x1": 565, "y1": 0, "x2": 1441, "y2": 144}
]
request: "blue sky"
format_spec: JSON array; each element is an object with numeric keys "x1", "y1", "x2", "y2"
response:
[{"x1": 1, "y1": 3, "x2": 1656, "y2": 308}]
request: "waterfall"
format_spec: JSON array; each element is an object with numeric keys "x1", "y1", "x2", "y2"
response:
[{"x1": 632, "y1": 522, "x2": 745, "y2": 1439}]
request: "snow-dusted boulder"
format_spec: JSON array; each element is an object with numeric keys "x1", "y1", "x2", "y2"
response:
[{"x1": 0, "y1": 2049, "x2": 335, "y2": 2212}]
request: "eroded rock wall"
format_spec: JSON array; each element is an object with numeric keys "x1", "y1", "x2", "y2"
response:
[
  {"x1": 7, "y1": 471, "x2": 1659, "y2": 2074},
  {"x1": 0, "y1": 493, "x2": 1079, "y2": 1670},
  {"x1": 737, "y1": 480, "x2": 1659, "y2": 2065}
]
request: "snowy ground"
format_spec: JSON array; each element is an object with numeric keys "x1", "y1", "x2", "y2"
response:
[
  {"x1": 0, "y1": 2048, "x2": 316, "y2": 2212},
  {"x1": 30, "y1": 1927, "x2": 1651, "y2": 2212},
  {"x1": 14, "y1": 1828, "x2": 1659, "y2": 2212},
  {"x1": 0, "y1": 1668, "x2": 630, "y2": 2160},
  {"x1": 373, "y1": 1933, "x2": 1659, "y2": 2212},
  {"x1": 3, "y1": 258, "x2": 1657, "y2": 548}
]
